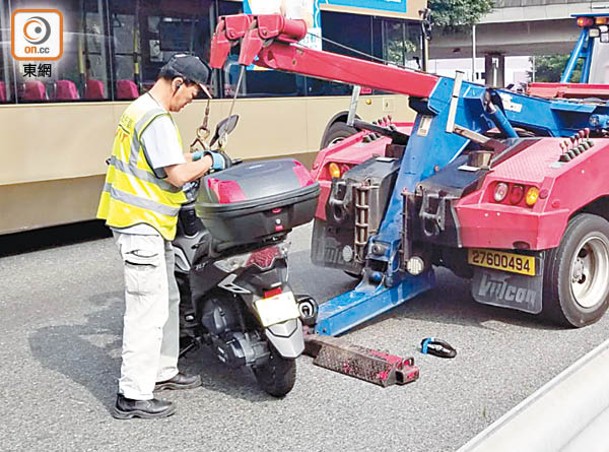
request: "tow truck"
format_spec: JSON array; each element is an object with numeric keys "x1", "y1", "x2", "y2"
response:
[{"x1": 210, "y1": 12, "x2": 609, "y2": 338}]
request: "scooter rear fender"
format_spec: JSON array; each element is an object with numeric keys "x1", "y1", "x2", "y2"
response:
[{"x1": 265, "y1": 319, "x2": 304, "y2": 358}]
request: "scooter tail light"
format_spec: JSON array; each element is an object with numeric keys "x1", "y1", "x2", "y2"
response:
[
  {"x1": 263, "y1": 287, "x2": 283, "y2": 299},
  {"x1": 213, "y1": 253, "x2": 252, "y2": 272},
  {"x1": 247, "y1": 245, "x2": 283, "y2": 270}
]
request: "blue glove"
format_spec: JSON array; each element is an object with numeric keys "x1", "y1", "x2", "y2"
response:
[
  {"x1": 192, "y1": 150, "x2": 227, "y2": 171},
  {"x1": 203, "y1": 150, "x2": 228, "y2": 171}
]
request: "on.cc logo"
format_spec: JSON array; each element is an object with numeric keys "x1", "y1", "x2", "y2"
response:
[
  {"x1": 11, "y1": 9, "x2": 63, "y2": 61},
  {"x1": 23, "y1": 16, "x2": 52, "y2": 45}
]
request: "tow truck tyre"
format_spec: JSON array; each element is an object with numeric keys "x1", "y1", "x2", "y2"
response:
[
  {"x1": 320, "y1": 122, "x2": 357, "y2": 149},
  {"x1": 543, "y1": 213, "x2": 609, "y2": 327},
  {"x1": 253, "y1": 344, "x2": 296, "y2": 397}
]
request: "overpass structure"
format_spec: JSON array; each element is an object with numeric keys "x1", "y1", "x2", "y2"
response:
[{"x1": 429, "y1": 0, "x2": 609, "y2": 86}]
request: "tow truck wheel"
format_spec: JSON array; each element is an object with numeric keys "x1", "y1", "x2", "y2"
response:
[
  {"x1": 320, "y1": 122, "x2": 357, "y2": 149},
  {"x1": 543, "y1": 214, "x2": 609, "y2": 327}
]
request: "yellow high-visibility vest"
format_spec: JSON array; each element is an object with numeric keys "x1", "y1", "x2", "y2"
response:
[{"x1": 97, "y1": 96, "x2": 186, "y2": 240}]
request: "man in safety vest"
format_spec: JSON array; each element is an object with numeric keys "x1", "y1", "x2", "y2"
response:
[{"x1": 97, "y1": 54, "x2": 227, "y2": 419}]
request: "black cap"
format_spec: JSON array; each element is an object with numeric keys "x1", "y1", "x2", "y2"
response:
[{"x1": 159, "y1": 54, "x2": 212, "y2": 98}]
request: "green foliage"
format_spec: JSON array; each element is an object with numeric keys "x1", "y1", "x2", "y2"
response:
[
  {"x1": 428, "y1": 0, "x2": 495, "y2": 28},
  {"x1": 529, "y1": 55, "x2": 581, "y2": 82},
  {"x1": 384, "y1": 22, "x2": 420, "y2": 67}
]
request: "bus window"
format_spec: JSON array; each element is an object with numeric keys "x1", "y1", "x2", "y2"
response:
[
  {"x1": 218, "y1": 0, "x2": 304, "y2": 98},
  {"x1": 216, "y1": 7, "x2": 423, "y2": 99},
  {"x1": 307, "y1": 11, "x2": 376, "y2": 97},
  {"x1": 309, "y1": 12, "x2": 424, "y2": 96},
  {"x1": 383, "y1": 19, "x2": 423, "y2": 70},
  {"x1": 7, "y1": 0, "x2": 110, "y2": 103},
  {"x1": 110, "y1": 0, "x2": 215, "y2": 98},
  {"x1": 82, "y1": 1, "x2": 111, "y2": 100},
  {"x1": 143, "y1": 15, "x2": 211, "y2": 86},
  {"x1": 0, "y1": 2, "x2": 14, "y2": 103},
  {"x1": 109, "y1": 1, "x2": 138, "y2": 98},
  {"x1": 218, "y1": 0, "x2": 244, "y2": 97},
  {"x1": 10, "y1": 0, "x2": 50, "y2": 101}
]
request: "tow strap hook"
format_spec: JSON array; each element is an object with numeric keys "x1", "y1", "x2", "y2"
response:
[{"x1": 420, "y1": 337, "x2": 457, "y2": 358}]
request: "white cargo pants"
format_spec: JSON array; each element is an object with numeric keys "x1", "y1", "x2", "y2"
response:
[{"x1": 113, "y1": 231, "x2": 180, "y2": 400}]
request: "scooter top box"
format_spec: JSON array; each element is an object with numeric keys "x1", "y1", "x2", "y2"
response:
[{"x1": 196, "y1": 158, "x2": 320, "y2": 245}]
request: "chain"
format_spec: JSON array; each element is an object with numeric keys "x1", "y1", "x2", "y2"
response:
[
  {"x1": 228, "y1": 65, "x2": 246, "y2": 119},
  {"x1": 189, "y1": 97, "x2": 211, "y2": 152}
]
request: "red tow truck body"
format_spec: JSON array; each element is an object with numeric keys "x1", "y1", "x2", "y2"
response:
[{"x1": 210, "y1": 12, "x2": 609, "y2": 335}]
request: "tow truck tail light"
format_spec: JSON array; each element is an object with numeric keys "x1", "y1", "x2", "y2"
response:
[
  {"x1": 509, "y1": 184, "x2": 525, "y2": 205},
  {"x1": 326, "y1": 162, "x2": 351, "y2": 180},
  {"x1": 525, "y1": 187, "x2": 540, "y2": 207},
  {"x1": 596, "y1": 17, "x2": 609, "y2": 25},
  {"x1": 491, "y1": 182, "x2": 539, "y2": 208},
  {"x1": 328, "y1": 162, "x2": 341, "y2": 178},
  {"x1": 493, "y1": 182, "x2": 509, "y2": 202},
  {"x1": 577, "y1": 17, "x2": 595, "y2": 27}
]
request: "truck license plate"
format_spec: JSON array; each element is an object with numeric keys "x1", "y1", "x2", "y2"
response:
[
  {"x1": 255, "y1": 291, "x2": 300, "y2": 327},
  {"x1": 468, "y1": 249, "x2": 536, "y2": 276}
]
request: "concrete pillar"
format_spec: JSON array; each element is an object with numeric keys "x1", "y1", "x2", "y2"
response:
[{"x1": 484, "y1": 53, "x2": 505, "y2": 87}]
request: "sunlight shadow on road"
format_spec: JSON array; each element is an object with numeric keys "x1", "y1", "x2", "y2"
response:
[
  {"x1": 28, "y1": 291, "x2": 124, "y2": 412},
  {"x1": 29, "y1": 291, "x2": 295, "y2": 407}
]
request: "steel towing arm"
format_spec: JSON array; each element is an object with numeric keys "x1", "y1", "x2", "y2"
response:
[
  {"x1": 210, "y1": 14, "x2": 438, "y2": 99},
  {"x1": 211, "y1": 14, "x2": 609, "y2": 137},
  {"x1": 210, "y1": 14, "x2": 609, "y2": 336}
]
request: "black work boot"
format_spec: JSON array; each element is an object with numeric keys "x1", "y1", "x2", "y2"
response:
[
  {"x1": 154, "y1": 372, "x2": 202, "y2": 391},
  {"x1": 112, "y1": 394, "x2": 176, "y2": 420}
]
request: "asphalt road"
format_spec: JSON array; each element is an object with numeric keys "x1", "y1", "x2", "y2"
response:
[{"x1": 1, "y1": 222, "x2": 608, "y2": 452}]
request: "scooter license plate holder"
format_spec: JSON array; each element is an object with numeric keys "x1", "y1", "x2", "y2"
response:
[{"x1": 255, "y1": 291, "x2": 300, "y2": 327}]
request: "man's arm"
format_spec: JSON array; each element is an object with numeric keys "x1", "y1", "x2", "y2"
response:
[
  {"x1": 141, "y1": 114, "x2": 217, "y2": 188},
  {"x1": 164, "y1": 155, "x2": 214, "y2": 188}
]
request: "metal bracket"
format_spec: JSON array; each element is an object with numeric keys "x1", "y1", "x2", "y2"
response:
[
  {"x1": 400, "y1": 191, "x2": 416, "y2": 267},
  {"x1": 446, "y1": 71, "x2": 464, "y2": 133},
  {"x1": 347, "y1": 85, "x2": 361, "y2": 127},
  {"x1": 419, "y1": 191, "x2": 447, "y2": 237}
]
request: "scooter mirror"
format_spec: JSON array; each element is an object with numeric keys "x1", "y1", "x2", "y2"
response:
[{"x1": 210, "y1": 114, "x2": 240, "y2": 148}]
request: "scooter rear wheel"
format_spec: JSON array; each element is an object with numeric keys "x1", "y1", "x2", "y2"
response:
[{"x1": 253, "y1": 344, "x2": 296, "y2": 398}]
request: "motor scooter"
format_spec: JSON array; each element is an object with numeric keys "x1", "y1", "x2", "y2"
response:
[{"x1": 173, "y1": 115, "x2": 319, "y2": 397}]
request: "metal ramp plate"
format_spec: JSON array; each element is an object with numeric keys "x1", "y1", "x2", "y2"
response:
[{"x1": 304, "y1": 334, "x2": 419, "y2": 387}]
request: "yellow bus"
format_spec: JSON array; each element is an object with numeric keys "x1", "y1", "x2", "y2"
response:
[{"x1": 0, "y1": 0, "x2": 426, "y2": 235}]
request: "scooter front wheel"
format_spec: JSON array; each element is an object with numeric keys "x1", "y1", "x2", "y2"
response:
[{"x1": 253, "y1": 344, "x2": 296, "y2": 397}]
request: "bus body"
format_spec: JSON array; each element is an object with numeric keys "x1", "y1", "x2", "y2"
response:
[{"x1": 0, "y1": 0, "x2": 426, "y2": 235}]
